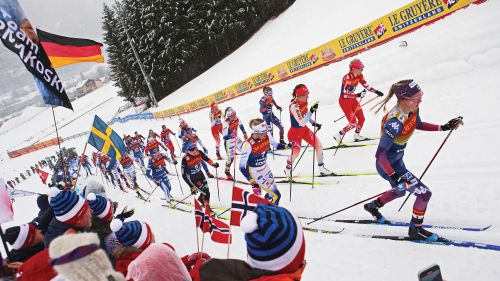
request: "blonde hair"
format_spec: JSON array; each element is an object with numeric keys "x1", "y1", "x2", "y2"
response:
[
  {"x1": 371, "y1": 79, "x2": 413, "y2": 114},
  {"x1": 249, "y1": 118, "x2": 264, "y2": 128}
]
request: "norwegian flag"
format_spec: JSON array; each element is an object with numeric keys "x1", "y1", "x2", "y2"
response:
[
  {"x1": 194, "y1": 199, "x2": 210, "y2": 233},
  {"x1": 204, "y1": 202, "x2": 231, "y2": 244},
  {"x1": 230, "y1": 186, "x2": 271, "y2": 226},
  {"x1": 35, "y1": 168, "x2": 49, "y2": 184}
]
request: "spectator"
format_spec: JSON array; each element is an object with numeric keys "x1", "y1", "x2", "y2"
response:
[
  {"x1": 49, "y1": 232, "x2": 125, "y2": 281},
  {"x1": 4, "y1": 224, "x2": 45, "y2": 263}
]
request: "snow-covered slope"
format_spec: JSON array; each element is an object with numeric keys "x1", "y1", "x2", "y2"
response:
[{"x1": 2, "y1": 0, "x2": 500, "y2": 280}]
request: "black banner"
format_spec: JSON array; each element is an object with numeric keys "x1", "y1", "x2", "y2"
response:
[{"x1": 0, "y1": 0, "x2": 72, "y2": 109}]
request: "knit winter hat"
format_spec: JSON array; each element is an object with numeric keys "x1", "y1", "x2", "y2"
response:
[
  {"x1": 49, "y1": 232, "x2": 125, "y2": 281},
  {"x1": 241, "y1": 204, "x2": 306, "y2": 274},
  {"x1": 48, "y1": 187, "x2": 89, "y2": 225},
  {"x1": 4, "y1": 224, "x2": 37, "y2": 250},
  {"x1": 86, "y1": 193, "x2": 113, "y2": 222},
  {"x1": 126, "y1": 243, "x2": 191, "y2": 281},
  {"x1": 110, "y1": 219, "x2": 154, "y2": 250}
]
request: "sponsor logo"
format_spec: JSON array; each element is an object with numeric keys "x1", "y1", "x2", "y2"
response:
[
  {"x1": 384, "y1": 128, "x2": 395, "y2": 139},
  {"x1": 374, "y1": 23, "x2": 387, "y2": 39},
  {"x1": 443, "y1": 0, "x2": 459, "y2": 9},
  {"x1": 390, "y1": 121, "x2": 400, "y2": 132},
  {"x1": 214, "y1": 90, "x2": 228, "y2": 101},
  {"x1": 286, "y1": 53, "x2": 316, "y2": 73},
  {"x1": 387, "y1": 0, "x2": 444, "y2": 32},
  {"x1": 277, "y1": 66, "x2": 288, "y2": 78},
  {"x1": 235, "y1": 81, "x2": 253, "y2": 94},
  {"x1": 338, "y1": 26, "x2": 376, "y2": 53},
  {"x1": 251, "y1": 71, "x2": 275, "y2": 87}
]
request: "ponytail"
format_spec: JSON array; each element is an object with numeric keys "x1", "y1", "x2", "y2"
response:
[{"x1": 371, "y1": 79, "x2": 413, "y2": 114}]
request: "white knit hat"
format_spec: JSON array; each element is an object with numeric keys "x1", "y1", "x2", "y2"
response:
[{"x1": 49, "y1": 232, "x2": 125, "y2": 281}]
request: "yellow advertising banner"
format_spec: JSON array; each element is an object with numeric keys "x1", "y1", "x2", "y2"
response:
[{"x1": 154, "y1": 0, "x2": 485, "y2": 119}]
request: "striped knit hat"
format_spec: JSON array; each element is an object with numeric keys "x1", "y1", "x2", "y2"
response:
[
  {"x1": 241, "y1": 204, "x2": 305, "y2": 274},
  {"x1": 86, "y1": 193, "x2": 113, "y2": 222},
  {"x1": 110, "y1": 219, "x2": 153, "y2": 250},
  {"x1": 4, "y1": 224, "x2": 37, "y2": 250},
  {"x1": 48, "y1": 187, "x2": 89, "y2": 226}
]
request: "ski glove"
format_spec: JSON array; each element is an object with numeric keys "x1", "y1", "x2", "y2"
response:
[
  {"x1": 390, "y1": 173, "x2": 409, "y2": 193},
  {"x1": 309, "y1": 102, "x2": 319, "y2": 113},
  {"x1": 313, "y1": 122, "x2": 322, "y2": 130},
  {"x1": 115, "y1": 206, "x2": 135, "y2": 221},
  {"x1": 252, "y1": 183, "x2": 262, "y2": 196},
  {"x1": 211, "y1": 162, "x2": 219, "y2": 168},
  {"x1": 357, "y1": 91, "x2": 366, "y2": 98},
  {"x1": 190, "y1": 187, "x2": 198, "y2": 195},
  {"x1": 375, "y1": 90, "x2": 384, "y2": 97},
  {"x1": 441, "y1": 116, "x2": 463, "y2": 131},
  {"x1": 203, "y1": 147, "x2": 208, "y2": 154},
  {"x1": 243, "y1": 134, "x2": 248, "y2": 140},
  {"x1": 277, "y1": 106, "x2": 282, "y2": 111}
]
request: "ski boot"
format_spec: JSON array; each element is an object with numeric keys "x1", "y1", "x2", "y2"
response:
[
  {"x1": 319, "y1": 164, "x2": 334, "y2": 176},
  {"x1": 284, "y1": 161, "x2": 292, "y2": 176},
  {"x1": 279, "y1": 138, "x2": 287, "y2": 146},
  {"x1": 225, "y1": 169, "x2": 234, "y2": 181},
  {"x1": 408, "y1": 224, "x2": 440, "y2": 242},
  {"x1": 364, "y1": 200, "x2": 386, "y2": 223},
  {"x1": 216, "y1": 149, "x2": 223, "y2": 160},
  {"x1": 136, "y1": 191, "x2": 145, "y2": 200},
  {"x1": 206, "y1": 171, "x2": 215, "y2": 178},
  {"x1": 353, "y1": 132, "x2": 368, "y2": 142},
  {"x1": 333, "y1": 131, "x2": 344, "y2": 144}
]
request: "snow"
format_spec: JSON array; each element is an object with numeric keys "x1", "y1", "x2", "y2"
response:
[{"x1": 2, "y1": 0, "x2": 500, "y2": 280}]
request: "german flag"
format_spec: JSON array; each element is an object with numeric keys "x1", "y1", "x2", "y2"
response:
[{"x1": 37, "y1": 29, "x2": 104, "y2": 68}]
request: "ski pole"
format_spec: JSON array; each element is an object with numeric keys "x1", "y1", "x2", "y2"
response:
[
  {"x1": 333, "y1": 95, "x2": 364, "y2": 156},
  {"x1": 333, "y1": 90, "x2": 377, "y2": 123},
  {"x1": 292, "y1": 143, "x2": 309, "y2": 172},
  {"x1": 397, "y1": 125, "x2": 459, "y2": 211},
  {"x1": 312, "y1": 110, "x2": 317, "y2": 189},
  {"x1": 173, "y1": 163, "x2": 185, "y2": 195},
  {"x1": 215, "y1": 168, "x2": 220, "y2": 201},
  {"x1": 217, "y1": 207, "x2": 231, "y2": 218},
  {"x1": 172, "y1": 193, "x2": 195, "y2": 208},
  {"x1": 307, "y1": 189, "x2": 391, "y2": 225},
  {"x1": 143, "y1": 182, "x2": 159, "y2": 203}
]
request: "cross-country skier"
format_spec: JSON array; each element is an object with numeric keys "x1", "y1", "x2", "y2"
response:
[
  {"x1": 181, "y1": 142, "x2": 219, "y2": 205},
  {"x1": 134, "y1": 131, "x2": 145, "y2": 153},
  {"x1": 333, "y1": 59, "x2": 384, "y2": 143},
  {"x1": 127, "y1": 137, "x2": 145, "y2": 168},
  {"x1": 286, "y1": 84, "x2": 332, "y2": 176},
  {"x1": 363, "y1": 79, "x2": 463, "y2": 241},
  {"x1": 259, "y1": 86, "x2": 285, "y2": 145},
  {"x1": 222, "y1": 107, "x2": 248, "y2": 180},
  {"x1": 239, "y1": 118, "x2": 289, "y2": 205},
  {"x1": 146, "y1": 151, "x2": 174, "y2": 204},
  {"x1": 160, "y1": 125, "x2": 177, "y2": 158},
  {"x1": 178, "y1": 119, "x2": 214, "y2": 178},
  {"x1": 81, "y1": 154, "x2": 93, "y2": 176},
  {"x1": 148, "y1": 129, "x2": 160, "y2": 140},
  {"x1": 145, "y1": 135, "x2": 176, "y2": 165},
  {"x1": 209, "y1": 102, "x2": 224, "y2": 160},
  {"x1": 120, "y1": 152, "x2": 147, "y2": 200},
  {"x1": 106, "y1": 158, "x2": 128, "y2": 192}
]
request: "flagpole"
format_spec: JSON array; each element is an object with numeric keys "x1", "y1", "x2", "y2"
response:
[
  {"x1": 195, "y1": 198, "x2": 200, "y2": 253},
  {"x1": 51, "y1": 106, "x2": 68, "y2": 183},
  {"x1": 227, "y1": 186, "x2": 235, "y2": 259},
  {"x1": 72, "y1": 142, "x2": 88, "y2": 189}
]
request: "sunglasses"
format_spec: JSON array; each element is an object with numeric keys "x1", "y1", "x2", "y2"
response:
[{"x1": 188, "y1": 146, "x2": 197, "y2": 151}]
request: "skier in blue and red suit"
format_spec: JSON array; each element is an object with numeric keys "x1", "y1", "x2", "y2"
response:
[
  {"x1": 363, "y1": 79, "x2": 463, "y2": 241},
  {"x1": 259, "y1": 86, "x2": 285, "y2": 145}
]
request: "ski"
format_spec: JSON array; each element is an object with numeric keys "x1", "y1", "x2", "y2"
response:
[
  {"x1": 357, "y1": 234, "x2": 500, "y2": 251},
  {"x1": 323, "y1": 143, "x2": 376, "y2": 150},
  {"x1": 352, "y1": 137, "x2": 378, "y2": 143},
  {"x1": 298, "y1": 217, "x2": 492, "y2": 232},
  {"x1": 274, "y1": 171, "x2": 376, "y2": 179},
  {"x1": 302, "y1": 226, "x2": 345, "y2": 234},
  {"x1": 137, "y1": 187, "x2": 151, "y2": 195},
  {"x1": 170, "y1": 198, "x2": 228, "y2": 212},
  {"x1": 136, "y1": 196, "x2": 150, "y2": 202},
  {"x1": 162, "y1": 204, "x2": 192, "y2": 213},
  {"x1": 214, "y1": 176, "x2": 250, "y2": 185},
  {"x1": 275, "y1": 179, "x2": 321, "y2": 185}
]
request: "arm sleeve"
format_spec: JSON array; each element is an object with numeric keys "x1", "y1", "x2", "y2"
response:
[
  {"x1": 416, "y1": 114, "x2": 440, "y2": 131},
  {"x1": 375, "y1": 118, "x2": 402, "y2": 176},
  {"x1": 341, "y1": 74, "x2": 358, "y2": 99},
  {"x1": 238, "y1": 142, "x2": 252, "y2": 181},
  {"x1": 267, "y1": 132, "x2": 285, "y2": 150},
  {"x1": 239, "y1": 123, "x2": 247, "y2": 135},
  {"x1": 290, "y1": 103, "x2": 312, "y2": 127},
  {"x1": 146, "y1": 161, "x2": 153, "y2": 179},
  {"x1": 259, "y1": 98, "x2": 267, "y2": 113},
  {"x1": 272, "y1": 99, "x2": 279, "y2": 108},
  {"x1": 177, "y1": 128, "x2": 183, "y2": 138},
  {"x1": 359, "y1": 75, "x2": 375, "y2": 92},
  {"x1": 197, "y1": 138, "x2": 205, "y2": 148},
  {"x1": 222, "y1": 121, "x2": 229, "y2": 139},
  {"x1": 167, "y1": 129, "x2": 174, "y2": 135},
  {"x1": 199, "y1": 151, "x2": 213, "y2": 165}
]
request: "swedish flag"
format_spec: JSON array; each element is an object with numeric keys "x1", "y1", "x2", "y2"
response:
[{"x1": 88, "y1": 115, "x2": 126, "y2": 160}]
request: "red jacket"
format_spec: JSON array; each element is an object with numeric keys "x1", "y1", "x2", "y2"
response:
[{"x1": 15, "y1": 249, "x2": 58, "y2": 281}]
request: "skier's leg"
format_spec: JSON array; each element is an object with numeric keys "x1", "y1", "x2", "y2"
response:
[{"x1": 303, "y1": 127, "x2": 324, "y2": 165}]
